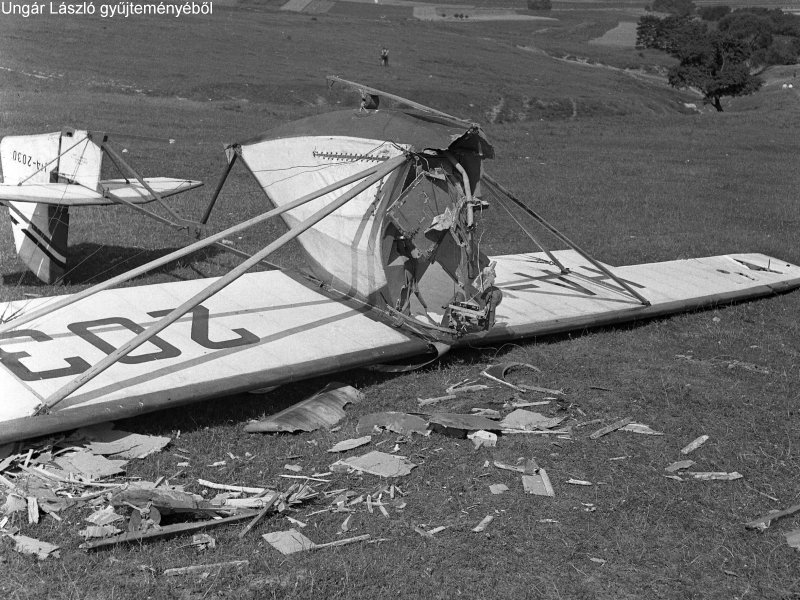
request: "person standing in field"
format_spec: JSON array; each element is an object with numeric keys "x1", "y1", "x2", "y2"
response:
[{"x1": 380, "y1": 46, "x2": 389, "y2": 67}]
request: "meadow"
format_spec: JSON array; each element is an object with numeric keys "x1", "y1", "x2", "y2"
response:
[{"x1": 1, "y1": 2, "x2": 799, "y2": 599}]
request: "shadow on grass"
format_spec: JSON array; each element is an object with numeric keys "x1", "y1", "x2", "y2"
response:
[{"x1": 62, "y1": 242, "x2": 228, "y2": 285}]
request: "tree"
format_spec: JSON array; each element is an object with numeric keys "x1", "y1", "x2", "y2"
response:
[
  {"x1": 636, "y1": 15, "x2": 662, "y2": 49},
  {"x1": 636, "y1": 15, "x2": 707, "y2": 53},
  {"x1": 667, "y1": 33, "x2": 763, "y2": 111}
]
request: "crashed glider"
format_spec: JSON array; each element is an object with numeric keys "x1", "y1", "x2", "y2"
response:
[
  {"x1": 0, "y1": 128, "x2": 202, "y2": 283},
  {"x1": 1, "y1": 108, "x2": 799, "y2": 445}
]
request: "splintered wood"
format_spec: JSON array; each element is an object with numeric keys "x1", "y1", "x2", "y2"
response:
[
  {"x1": 263, "y1": 529, "x2": 370, "y2": 555},
  {"x1": 589, "y1": 418, "x2": 633, "y2": 440},
  {"x1": 681, "y1": 435, "x2": 710, "y2": 454},
  {"x1": 522, "y1": 470, "x2": 555, "y2": 497}
]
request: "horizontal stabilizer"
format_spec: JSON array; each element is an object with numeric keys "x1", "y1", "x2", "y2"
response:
[{"x1": 0, "y1": 178, "x2": 202, "y2": 206}]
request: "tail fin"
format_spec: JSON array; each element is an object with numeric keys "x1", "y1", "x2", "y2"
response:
[{"x1": 0, "y1": 130, "x2": 101, "y2": 283}]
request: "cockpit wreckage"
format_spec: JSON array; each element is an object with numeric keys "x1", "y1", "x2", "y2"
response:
[{"x1": 1, "y1": 80, "x2": 799, "y2": 444}]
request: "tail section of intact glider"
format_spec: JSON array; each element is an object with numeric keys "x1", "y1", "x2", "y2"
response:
[{"x1": 0, "y1": 130, "x2": 101, "y2": 283}]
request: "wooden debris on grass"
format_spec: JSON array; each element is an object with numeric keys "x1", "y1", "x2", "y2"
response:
[
  {"x1": 328, "y1": 436, "x2": 372, "y2": 453},
  {"x1": 472, "y1": 515, "x2": 494, "y2": 532},
  {"x1": 665, "y1": 460, "x2": 695, "y2": 473},
  {"x1": 164, "y1": 560, "x2": 249, "y2": 577},
  {"x1": 71, "y1": 424, "x2": 171, "y2": 459},
  {"x1": 589, "y1": 417, "x2": 633, "y2": 440},
  {"x1": 784, "y1": 530, "x2": 800, "y2": 550},
  {"x1": 244, "y1": 383, "x2": 363, "y2": 433},
  {"x1": 467, "y1": 430, "x2": 497, "y2": 449},
  {"x1": 53, "y1": 451, "x2": 127, "y2": 479},
  {"x1": 263, "y1": 528, "x2": 370, "y2": 555},
  {"x1": 621, "y1": 423, "x2": 664, "y2": 436},
  {"x1": 745, "y1": 503, "x2": 800, "y2": 531},
  {"x1": 567, "y1": 478, "x2": 593, "y2": 486},
  {"x1": 414, "y1": 525, "x2": 447, "y2": 538},
  {"x1": 330, "y1": 451, "x2": 417, "y2": 478},
  {"x1": 522, "y1": 470, "x2": 555, "y2": 496},
  {"x1": 418, "y1": 394, "x2": 457, "y2": 407},
  {"x1": 481, "y1": 362, "x2": 542, "y2": 393},
  {"x1": 79, "y1": 524, "x2": 123, "y2": 539},
  {"x1": 428, "y1": 413, "x2": 500, "y2": 437},
  {"x1": 493, "y1": 461, "x2": 525, "y2": 474},
  {"x1": 509, "y1": 400, "x2": 551, "y2": 408},
  {"x1": 356, "y1": 412, "x2": 429, "y2": 436},
  {"x1": 445, "y1": 379, "x2": 489, "y2": 395},
  {"x1": 489, "y1": 484, "x2": 509, "y2": 495},
  {"x1": 340, "y1": 514, "x2": 352, "y2": 532},
  {"x1": 471, "y1": 408, "x2": 501, "y2": 418},
  {"x1": 183, "y1": 533, "x2": 216, "y2": 550},
  {"x1": 7, "y1": 533, "x2": 60, "y2": 559},
  {"x1": 687, "y1": 471, "x2": 742, "y2": 481},
  {"x1": 198, "y1": 479, "x2": 267, "y2": 494},
  {"x1": 499, "y1": 409, "x2": 565, "y2": 432},
  {"x1": 86, "y1": 506, "x2": 124, "y2": 526},
  {"x1": 680, "y1": 435, "x2": 710, "y2": 455},
  {"x1": 111, "y1": 486, "x2": 211, "y2": 516},
  {"x1": 1, "y1": 494, "x2": 26, "y2": 515},
  {"x1": 80, "y1": 511, "x2": 260, "y2": 550},
  {"x1": 517, "y1": 384, "x2": 564, "y2": 396}
]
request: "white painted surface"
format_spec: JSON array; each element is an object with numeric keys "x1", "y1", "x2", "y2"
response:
[
  {"x1": 1, "y1": 250, "x2": 799, "y2": 429},
  {"x1": 241, "y1": 136, "x2": 406, "y2": 297}
]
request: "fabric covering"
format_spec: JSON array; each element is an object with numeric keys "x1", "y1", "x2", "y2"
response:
[{"x1": 237, "y1": 109, "x2": 494, "y2": 158}]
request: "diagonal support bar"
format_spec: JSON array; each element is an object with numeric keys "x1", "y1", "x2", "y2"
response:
[
  {"x1": 483, "y1": 174, "x2": 650, "y2": 306},
  {"x1": 200, "y1": 149, "x2": 238, "y2": 226},
  {"x1": 102, "y1": 141, "x2": 191, "y2": 227},
  {"x1": 34, "y1": 154, "x2": 408, "y2": 414},
  {"x1": 1, "y1": 157, "x2": 400, "y2": 335}
]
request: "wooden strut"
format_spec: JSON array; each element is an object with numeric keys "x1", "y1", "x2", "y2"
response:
[
  {"x1": 101, "y1": 141, "x2": 190, "y2": 227},
  {"x1": 483, "y1": 174, "x2": 650, "y2": 307},
  {"x1": 79, "y1": 510, "x2": 260, "y2": 551},
  {"x1": 35, "y1": 154, "x2": 408, "y2": 414},
  {"x1": 100, "y1": 144, "x2": 277, "y2": 270},
  {"x1": 199, "y1": 150, "x2": 238, "y2": 226},
  {"x1": 0, "y1": 158, "x2": 399, "y2": 335},
  {"x1": 326, "y1": 75, "x2": 474, "y2": 129},
  {"x1": 492, "y1": 192, "x2": 569, "y2": 274}
]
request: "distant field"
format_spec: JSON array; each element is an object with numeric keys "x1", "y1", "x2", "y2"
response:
[{"x1": 1, "y1": 4, "x2": 800, "y2": 600}]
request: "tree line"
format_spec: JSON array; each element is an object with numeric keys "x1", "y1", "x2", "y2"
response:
[{"x1": 637, "y1": 2, "x2": 800, "y2": 110}]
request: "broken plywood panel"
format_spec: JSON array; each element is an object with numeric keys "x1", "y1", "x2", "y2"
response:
[
  {"x1": 245, "y1": 383, "x2": 363, "y2": 433},
  {"x1": 522, "y1": 470, "x2": 555, "y2": 497},
  {"x1": 356, "y1": 412, "x2": 428, "y2": 436},
  {"x1": 330, "y1": 451, "x2": 416, "y2": 478},
  {"x1": 328, "y1": 436, "x2": 372, "y2": 453},
  {"x1": 499, "y1": 409, "x2": 565, "y2": 431}
]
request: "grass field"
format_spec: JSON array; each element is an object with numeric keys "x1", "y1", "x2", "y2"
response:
[{"x1": 1, "y1": 2, "x2": 800, "y2": 599}]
